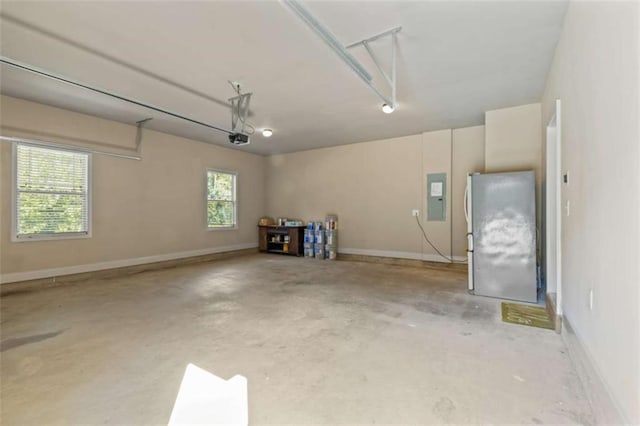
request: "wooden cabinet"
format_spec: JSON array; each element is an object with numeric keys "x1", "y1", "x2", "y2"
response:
[{"x1": 258, "y1": 225, "x2": 305, "y2": 256}]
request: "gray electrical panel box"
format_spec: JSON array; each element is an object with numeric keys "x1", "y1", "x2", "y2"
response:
[{"x1": 427, "y1": 173, "x2": 447, "y2": 221}]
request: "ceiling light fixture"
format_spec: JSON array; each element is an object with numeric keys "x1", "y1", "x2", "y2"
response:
[
  {"x1": 262, "y1": 129, "x2": 273, "y2": 137},
  {"x1": 382, "y1": 103, "x2": 395, "y2": 114}
]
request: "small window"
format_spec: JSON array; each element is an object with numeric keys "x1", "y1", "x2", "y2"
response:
[
  {"x1": 14, "y1": 144, "x2": 91, "y2": 240},
  {"x1": 206, "y1": 170, "x2": 237, "y2": 229}
]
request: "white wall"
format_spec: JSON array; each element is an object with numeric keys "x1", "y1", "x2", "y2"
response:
[
  {"x1": 265, "y1": 126, "x2": 486, "y2": 261},
  {"x1": 485, "y1": 103, "x2": 542, "y2": 176},
  {"x1": 422, "y1": 129, "x2": 453, "y2": 259},
  {"x1": 0, "y1": 96, "x2": 266, "y2": 282},
  {"x1": 541, "y1": 2, "x2": 639, "y2": 423},
  {"x1": 452, "y1": 126, "x2": 485, "y2": 256},
  {"x1": 485, "y1": 103, "x2": 543, "y2": 230},
  {"x1": 266, "y1": 134, "x2": 425, "y2": 259}
]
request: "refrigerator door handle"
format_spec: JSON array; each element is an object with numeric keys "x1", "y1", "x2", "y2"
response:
[
  {"x1": 465, "y1": 174, "x2": 474, "y2": 292},
  {"x1": 467, "y1": 233, "x2": 474, "y2": 291},
  {"x1": 464, "y1": 184, "x2": 470, "y2": 224},
  {"x1": 467, "y1": 250, "x2": 474, "y2": 292}
]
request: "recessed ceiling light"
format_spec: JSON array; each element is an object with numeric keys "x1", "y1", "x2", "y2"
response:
[
  {"x1": 262, "y1": 129, "x2": 273, "y2": 137},
  {"x1": 382, "y1": 103, "x2": 395, "y2": 114}
]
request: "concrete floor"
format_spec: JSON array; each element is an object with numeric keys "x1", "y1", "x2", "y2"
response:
[{"x1": 1, "y1": 254, "x2": 593, "y2": 425}]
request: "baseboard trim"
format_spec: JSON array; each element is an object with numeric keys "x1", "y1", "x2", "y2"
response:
[
  {"x1": 561, "y1": 316, "x2": 628, "y2": 425},
  {"x1": 0, "y1": 243, "x2": 259, "y2": 285},
  {"x1": 338, "y1": 248, "x2": 467, "y2": 263},
  {"x1": 338, "y1": 248, "x2": 467, "y2": 271},
  {"x1": 545, "y1": 292, "x2": 562, "y2": 333}
]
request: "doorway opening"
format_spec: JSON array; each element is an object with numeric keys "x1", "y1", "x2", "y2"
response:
[{"x1": 544, "y1": 99, "x2": 562, "y2": 317}]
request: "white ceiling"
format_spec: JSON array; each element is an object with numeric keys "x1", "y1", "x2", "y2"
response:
[{"x1": 0, "y1": 1, "x2": 568, "y2": 155}]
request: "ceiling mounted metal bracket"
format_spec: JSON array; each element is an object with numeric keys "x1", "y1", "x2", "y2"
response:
[
  {"x1": 281, "y1": 0, "x2": 401, "y2": 109},
  {"x1": 135, "y1": 117, "x2": 153, "y2": 155},
  {"x1": 346, "y1": 27, "x2": 401, "y2": 110},
  {"x1": 229, "y1": 92, "x2": 252, "y2": 134},
  {"x1": 0, "y1": 117, "x2": 154, "y2": 161},
  {"x1": 0, "y1": 135, "x2": 143, "y2": 160}
]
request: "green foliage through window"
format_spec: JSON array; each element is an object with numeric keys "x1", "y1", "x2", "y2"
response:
[
  {"x1": 16, "y1": 144, "x2": 89, "y2": 238},
  {"x1": 207, "y1": 171, "x2": 236, "y2": 227}
]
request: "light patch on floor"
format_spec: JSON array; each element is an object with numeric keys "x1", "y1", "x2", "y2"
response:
[
  {"x1": 168, "y1": 363, "x2": 247, "y2": 425},
  {"x1": 0, "y1": 254, "x2": 593, "y2": 424}
]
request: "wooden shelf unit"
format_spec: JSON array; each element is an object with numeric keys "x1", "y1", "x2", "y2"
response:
[{"x1": 258, "y1": 225, "x2": 305, "y2": 256}]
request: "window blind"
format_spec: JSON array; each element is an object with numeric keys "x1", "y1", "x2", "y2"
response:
[{"x1": 16, "y1": 144, "x2": 90, "y2": 238}]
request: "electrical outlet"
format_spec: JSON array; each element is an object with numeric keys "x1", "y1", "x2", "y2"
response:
[
  {"x1": 589, "y1": 288, "x2": 594, "y2": 310},
  {"x1": 412, "y1": 209, "x2": 420, "y2": 217}
]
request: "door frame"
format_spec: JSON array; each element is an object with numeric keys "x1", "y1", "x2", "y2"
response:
[{"x1": 545, "y1": 99, "x2": 562, "y2": 315}]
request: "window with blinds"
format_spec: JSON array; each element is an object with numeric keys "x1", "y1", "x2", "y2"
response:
[
  {"x1": 15, "y1": 144, "x2": 91, "y2": 240},
  {"x1": 207, "y1": 170, "x2": 237, "y2": 228}
]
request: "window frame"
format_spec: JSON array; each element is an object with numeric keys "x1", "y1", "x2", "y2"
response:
[
  {"x1": 12, "y1": 142, "x2": 93, "y2": 242},
  {"x1": 205, "y1": 168, "x2": 238, "y2": 231}
]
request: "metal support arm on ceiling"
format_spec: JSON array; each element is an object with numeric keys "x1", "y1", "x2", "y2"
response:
[
  {"x1": 281, "y1": 0, "x2": 400, "y2": 109},
  {"x1": 0, "y1": 56, "x2": 234, "y2": 136},
  {"x1": 0, "y1": 117, "x2": 152, "y2": 161},
  {"x1": 134, "y1": 117, "x2": 153, "y2": 156},
  {"x1": 0, "y1": 135, "x2": 143, "y2": 160},
  {"x1": 346, "y1": 27, "x2": 401, "y2": 110},
  {"x1": 229, "y1": 92, "x2": 253, "y2": 134}
]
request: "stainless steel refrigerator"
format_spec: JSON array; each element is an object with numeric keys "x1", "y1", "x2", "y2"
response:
[{"x1": 465, "y1": 171, "x2": 537, "y2": 303}]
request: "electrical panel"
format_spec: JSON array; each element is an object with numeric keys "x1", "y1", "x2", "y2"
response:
[{"x1": 427, "y1": 173, "x2": 447, "y2": 221}]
